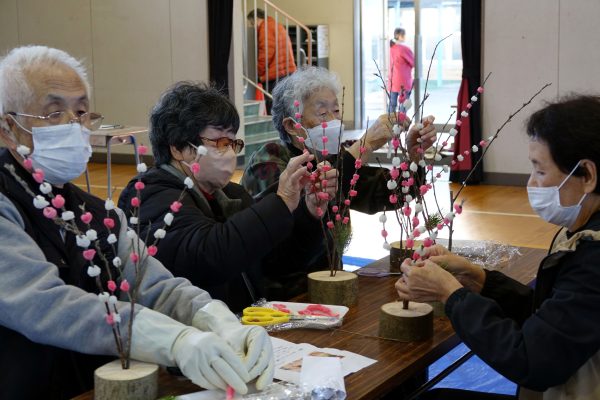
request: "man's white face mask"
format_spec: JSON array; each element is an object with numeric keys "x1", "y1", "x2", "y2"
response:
[
  {"x1": 303, "y1": 119, "x2": 344, "y2": 155},
  {"x1": 9, "y1": 115, "x2": 92, "y2": 185}
]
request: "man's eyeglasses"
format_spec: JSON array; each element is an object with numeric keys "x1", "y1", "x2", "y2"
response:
[
  {"x1": 7, "y1": 111, "x2": 104, "y2": 131},
  {"x1": 199, "y1": 137, "x2": 245, "y2": 154}
]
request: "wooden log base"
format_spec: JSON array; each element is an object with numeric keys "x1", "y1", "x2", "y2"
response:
[
  {"x1": 379, "y1": 301, "x2": 433, "y2": 342},
  {"x1": 308, "y1": 270, "x2": 359, "y2": 306},
  {"x1": 389, "y1": 241, "x2": 420, "y2": 272},
  {"x1": 428, "y1": 301, "x2": 446, "y2": 317},
  {"x1": 94, "y1": 360, "x2": 158, "y2": 400}
]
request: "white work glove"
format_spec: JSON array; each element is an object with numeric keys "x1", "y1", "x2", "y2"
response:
[
  {"x1": 193, "y1": 301, "x2": 275, "y2": 390},
  {"x1": 130, "y1": 308, "x2": 250, "y2": 394}
]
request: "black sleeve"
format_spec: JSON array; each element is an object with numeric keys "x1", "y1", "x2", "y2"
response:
[
  {"x1": 262, "y1": 197, "x2": 327, "y2": 276},
  {"x1": 341, "y1": 152, "x2": 390, "y2": 214},
  {"x1": 340, "y1": 151, "x2": 426, "y2": 215},
  {"x1": 136, "y1": 185, "x2": 295, "y2": 288},
  {"x1": 445, "y1": 245, "x2": 600, "y2": 391},
  {"x1": 480, "y1": 270, "x2": 534, "y2": 326}
]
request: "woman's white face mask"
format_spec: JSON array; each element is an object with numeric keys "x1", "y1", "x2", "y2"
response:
[
  {"x1": 303, "y1": 119, "x2": 344, "y2": 155},
  {"x1": 527, "y1": 161, "x2": 587, "y2": 228}
]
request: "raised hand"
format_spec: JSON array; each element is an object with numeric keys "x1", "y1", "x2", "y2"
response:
[
  {"x1": 346, "y1": 112, "x2": 397, "y2": 159},
  {"x1": 305, "y1": 161, "x2": 339, "y2": 219},
  {"x1": 276, "y1": 152, "x2": 314, "y2": 212},
  {"x1": 406, "y1": 115, "x2": 436, "y2": 162},
  {"x1": 395, "y1": 258, "x2": 462, "y2": 303}
]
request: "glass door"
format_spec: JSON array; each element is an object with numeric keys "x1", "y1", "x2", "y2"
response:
[
  {"x1": 359, "y1": 0, "x2": 388, "y2": 127},
  {"x1": 358, "y1": 0, "x2": 462, "y2": 128}
]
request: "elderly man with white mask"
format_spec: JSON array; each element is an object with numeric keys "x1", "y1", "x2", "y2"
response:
[
  {"x1": 241, "y1": 65, "x2": 437, "y2": 214},
  {"x1": 0, "y1": 45, "x2": 273, "y2": 400}
]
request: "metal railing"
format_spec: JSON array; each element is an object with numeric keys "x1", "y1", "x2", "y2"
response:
[
  {"x1": 243, "y1": 0, "x2": 313, "y2": 98},
  {"x1": 243, "y1": 75, "x2": 273, "y2": 100}
]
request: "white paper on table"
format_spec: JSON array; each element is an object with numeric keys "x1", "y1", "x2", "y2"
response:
[
  {"x1": 171, "y1": 336, "x2": 377, "y2": 398},
  {"x1": 272, "y1": 336, "x2": 377, "y2": 385}
]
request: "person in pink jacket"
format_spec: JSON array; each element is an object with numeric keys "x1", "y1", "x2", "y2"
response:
[{"x1": 388, "y1": 28, "x2": 414, "y2": 113}]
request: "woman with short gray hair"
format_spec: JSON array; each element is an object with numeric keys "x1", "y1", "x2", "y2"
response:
[{"x1": 242, "y1": 66, "x2": 437, "y2": 214}]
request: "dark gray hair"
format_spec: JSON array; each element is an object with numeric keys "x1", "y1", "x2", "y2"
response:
[
  {"x1": 247, "y1": 8, "x2": 265, "y2": 20},
  {"x1": 271, "y1": 66, "x2": 341, "y2": 144},
  {"x1": 526, "y1": 94, "x2": 600, "y2": 193},
  {"x1": 150, "y1": 82, "x2": 239, "y2": 166}
]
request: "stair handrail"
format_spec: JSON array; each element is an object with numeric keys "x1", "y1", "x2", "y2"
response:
[
  {"x1": 262, "y1": 0, "x2": 313, "y2": 66},
  {"x1": 243, "y1": 75, "x2": 274, "y2": 100},
  {"x1": 243, "y1": 0, "x2": 312, "y2": 106}
]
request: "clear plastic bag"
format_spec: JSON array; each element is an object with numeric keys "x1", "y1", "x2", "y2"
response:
[
  {"x1": 175, "y1": 382, "x2": 306, "y2": 400},
  {"x1": 450, "y1": 240, "x2": 521, "y2": 271},
  {"x1": 239, "y1": 382, "x2": 306, "y2": 399},
  {"x1": 300, "y1": 356, "x2": 346, "y2": 400}
]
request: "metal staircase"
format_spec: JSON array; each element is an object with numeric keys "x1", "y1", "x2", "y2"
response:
[
  {"x1": 241, "y1": 0, "x2": 313, "y2": 164},
  {"x1": 243, "y1": 100, "x2": 280, "y2": 159}
]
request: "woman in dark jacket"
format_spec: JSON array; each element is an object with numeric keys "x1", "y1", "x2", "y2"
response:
[
  {"x1": 119, "y1": 82, "x2": 337, "y2": 312},
  {"x1": 398, "y1": 95, "x2": 600, "y2": 399}
]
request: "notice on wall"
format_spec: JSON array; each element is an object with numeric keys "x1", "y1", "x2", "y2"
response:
[{"x1": 317, "y1": 25, "x2": 330, "y2": 58}]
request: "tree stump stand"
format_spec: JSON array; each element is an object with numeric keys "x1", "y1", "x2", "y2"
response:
[
  {"x1": 389, "y1": 241, "x2": 420, "y2": 273},
  {"x1": 308, "y1": 270, "x2": 358, "y2": 306},
  {"x1": 379, "y1": 301, "x2": 433, "y2": 342},
  {"x1": 94, "y1": 360, "x2": 158, "y2": 400}
]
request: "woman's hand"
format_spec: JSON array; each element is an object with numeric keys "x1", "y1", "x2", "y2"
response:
[
  {"x1": 347, "y1": 112, "x2": 400, "y2": 159},
  {"x1": 305, "y1": 161, "x2": 339, "y2": 219},
  {"x1": 395, "y1": 258, "x2": 463, "y2": 303},
  {"x1": 422, "y1": 245, "x2": 486, "y2": 294},
  {"x1": 277, "y1": 152, "x2": 313, "y2": 212},
  {"x1": 421, "y1": 244, "x2": 451, "y2": 257},
  {"x1": 406, "y1": 115, "x2": 436, "y2": 162}
]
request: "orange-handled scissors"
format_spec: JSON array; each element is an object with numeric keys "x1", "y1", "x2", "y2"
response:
[{"x1": 241, "y1": 307, "x2": 291, "y2": 326}]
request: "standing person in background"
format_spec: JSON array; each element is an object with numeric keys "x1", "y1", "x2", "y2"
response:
[
  {"x1": 389, "y1": 27, "x2": 414, "y2": 113},
  {"x1": 247, "y1": 8, "x2": 297, "y2": 114}
]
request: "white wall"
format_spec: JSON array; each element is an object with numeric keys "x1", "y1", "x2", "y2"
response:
[
  {"x1": 482, "y1": 0, "x2": 600, "y2": 176},
  {"x1": 0, "y1": 0, "x2": 211, "y2": 153}
]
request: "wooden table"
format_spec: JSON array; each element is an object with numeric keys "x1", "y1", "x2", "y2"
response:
[
  {"x1": 86, "y1": 126, "x2": 148, "y2": 198},
  {"x1": 73, "y1": 246, "x2": 546, "y2": 400}
]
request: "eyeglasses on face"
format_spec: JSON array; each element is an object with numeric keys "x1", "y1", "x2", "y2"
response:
[
  {"x1": 7, "y1": 111, "x2": 104, "y2": 131},
  {"x1": 199, "y1": 136, "x2": 245, "y2": 154}
]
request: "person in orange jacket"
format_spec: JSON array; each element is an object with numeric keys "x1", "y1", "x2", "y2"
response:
[{"x1": 247, "y1": 8, "x2": 297, "y2": 113}]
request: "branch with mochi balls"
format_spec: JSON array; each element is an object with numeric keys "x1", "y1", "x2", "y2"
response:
[
  {"x1": 379, "y1": 74, "x2": 491, "y2": 270},
  {"x1": 4, "y1": 143, "x2": 199, "y2": 369},
  {"x1": 371, "y1": 35, "x2": 467, "y2": 265},
  {"x1": 289, "y1": 89, "x2": 365, "y2": 276},
  {"x1": 379, "y1": 80, "x2": 552, "y2": 304}
]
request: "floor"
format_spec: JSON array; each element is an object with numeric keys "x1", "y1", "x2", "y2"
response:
[{"x1": 76, "y1": 161, "x2": 556, "y2": 397}]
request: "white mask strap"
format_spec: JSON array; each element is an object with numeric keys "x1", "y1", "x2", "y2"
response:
[{"x1": 558, "y1": 160, "x2": 582, "y2": 190}]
